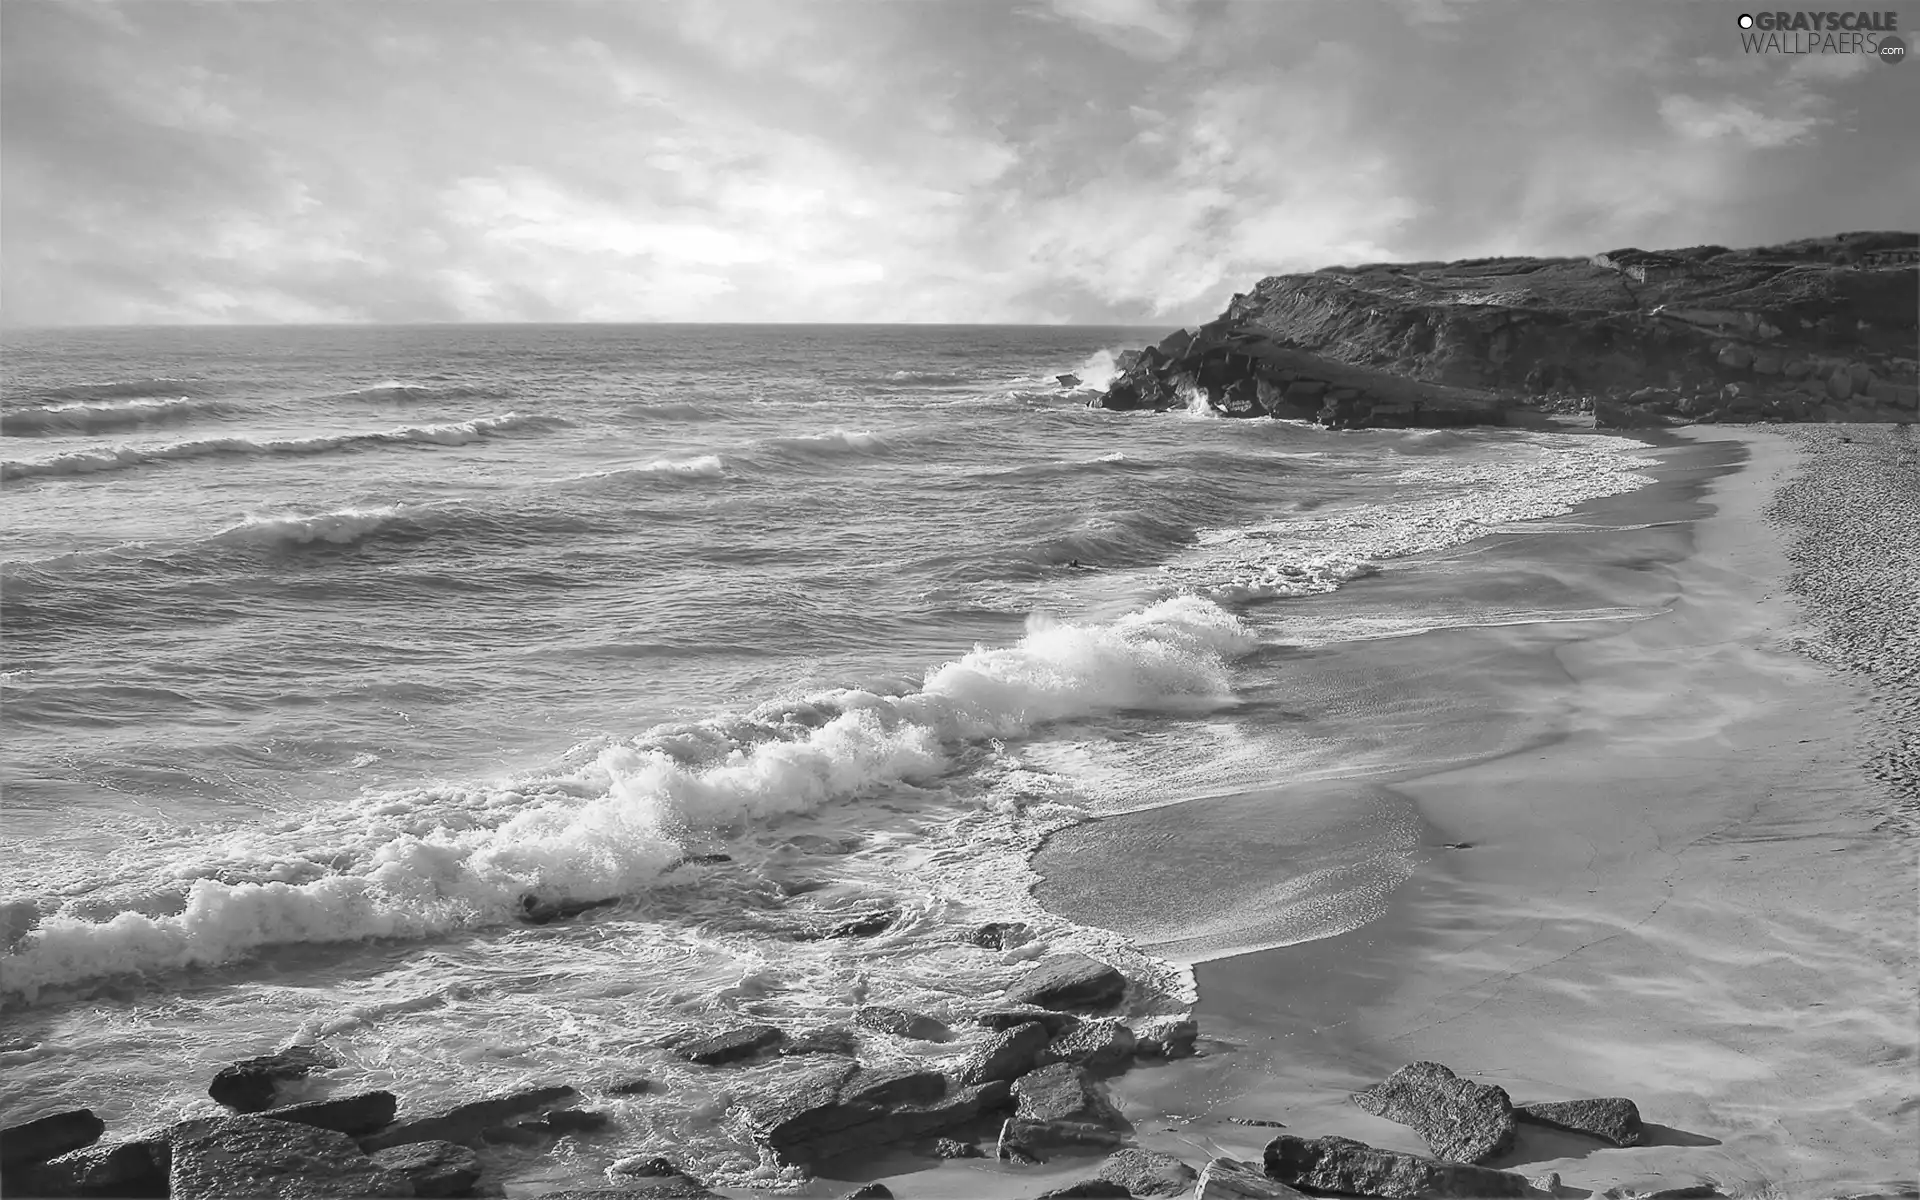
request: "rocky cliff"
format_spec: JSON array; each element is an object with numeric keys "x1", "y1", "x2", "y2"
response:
[{"x1": 1094, "y1": 231, "x2": 1918, "y2": 429}]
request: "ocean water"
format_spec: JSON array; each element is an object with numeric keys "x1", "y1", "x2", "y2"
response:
[{"x1": 0, "y1": 324, "x2": 1657, "y2": 1187}]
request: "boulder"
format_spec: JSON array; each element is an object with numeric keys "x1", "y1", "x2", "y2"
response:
[
  {"x1": 1034, "y1": 1183, "x2": 1131, "y2": 1198},
  {"x1": 841, "y1": 1186, "x2": 893, "y2": 1199},
  {"x1": 999, "y1": 1063, "x2": 1127, "y2": 1154},
  {"x1": 933, "y1": 1136, "x2": 981, "y2": 1158},
  {"x1": 1131, "y1": 1016, "x2": 1198, "y2": 1059},
  {"x1": 0, "y1": 1109, "x2": 105, "y2": 1169},
  {"x1": 358, "y1": 1084, "x2": 578, "y2": 1151},
  {"x1": 5, "y1": 1137, "x2": 169, "y2": 1198},
  {"x1": 1157, "y1": 329, "x2": 1195, "y2": 359},
  {"x1": 209, "y1": 1045, "x2": 340, "y2": 1113},
  {"x1": 970, "y1": 921, "x2": 1032, "y2": 950},
  {"x1": 518, "y1": 894, "x2": 620, "y2": 924},
  {"x1": 976, "y1": 1008, "x2": 1080, "y2": 1035},
  {"x1": 1096, "y1": 1146, "x2": 1197, "y2": 1196},
  {"x1": 778, "y1": 1027, "x2": 859, "y2": 1057},
  {"x1": 1752, "y1": 352, "x2": 1784, "y2": 375},
  {"x1": 367, "y1": 1140, "x2": 481, "y2": 1197},
  {"x1": 856, "y1": 1007, "x2": 952, "y2": 1042},
  {"x1": 1516, "y1": 1097, "x2": 1644, "y2": 1147},
  {"x1": 1868, "y1": 380, "x2": 1919, "y2": 409},
  {"x1": 1263, "y1": 1134, "x2": 1532, "y2": 1198},
  {"x1": 742, "y1": 1063, "x2": 1007, "y2": 1169},
  {"x1": 1005, "y1": 954, "x2": 1126, "y2": 1011},
  {"x1": 1716, "y1": 345, "x2": 1753, "y2": 370},
  {"x1": 1193, "y1": 1156, "x2": 1308, "y2": 1198},
  {"x1": 955, "y1": 1021, "x2": 1050, "y2": 1086},
  {"x1": 1828, "y1": 367, "x2": 1855, "y2": 400},
  {"x1": 1057, "y1": 374, "x2": 1083, "y2": 388},
  {"x1": 515, "y1": 1107, "x2": 608, "y2": 1135},
  {"x1": 166, "y1": 1116, "x2": 411, "y2": 1200},
  {"x1": 261, "y1": 1091, "x2": 398, "y2": 1136},
  {"x1": 1352, "y1": 1061, "x2": 1516, "y2": 1164},
  {"x1": 604, "y1": 1078, "x2": 652, "y2": 1096},
  {"x1": 825, "y1": 910, "x2": 899, "y2": 939},
  {"x1": 1039, "y1": 1019, "x2": 1137, "y2": 1069},
  {"x1": 675, "y1": 1025, "x2": 786, "y2": 1066}
]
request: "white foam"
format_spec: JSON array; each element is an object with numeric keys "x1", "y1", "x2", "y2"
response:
[
  {"x1": 0, "y1": 596, "x2": 1253, "y2": 1002},
  {"x1": 211, "y1": 507, "x2": 415, "y2": 548}
]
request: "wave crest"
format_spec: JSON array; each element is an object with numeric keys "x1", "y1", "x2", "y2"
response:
[
  {"x1": 0, "y1": 595, "x2": 1252, "y2": 1001},
  {"x1": 1, "y1": 413, "x2": 559, "y2": 482},
  {"x1": 1, "y1": 397, "x2": 229, "y2": 437}
]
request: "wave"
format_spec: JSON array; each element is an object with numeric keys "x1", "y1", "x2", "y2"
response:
[
  {"x1": 7, "y1": 378, "x2": 198, "y2": 404},
  {"x1": 0, "y1": 413, "x2": 560, "y2": 483},
  {"x1": 1, "y1": 396, "x2": 232, "y2": 437},
  {"x1": 755, "y1": 428, "x2": 894, "y2": 464},
  {"x1": 0, "y1": 595, "x2": 1252, "y2": 1002},
  {"x1": 879, "y1": 370, "x2": 970, "y2": 385},
  {"x1": 315, "y1": 381, "x2": 505, "y2": 402},
  {"x1": 209, "y1": 506, "x2": 421, "y2": 550},
  {"x1": 1183, "y1": 437, "x2": 1654, "y2": 600}
]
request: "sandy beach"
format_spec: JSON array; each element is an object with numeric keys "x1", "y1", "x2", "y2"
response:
[{"x1": 1002, "y1": 425, "x2": 1917, "y2": 1200}]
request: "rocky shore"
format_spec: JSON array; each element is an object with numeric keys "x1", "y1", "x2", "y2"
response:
[
  {"x1": 1090, "y1": 232, "x2": 1917, "y2": 431},
  {"x1": 2, "y1": 940, "x2": 1812, "y2": 1199}
]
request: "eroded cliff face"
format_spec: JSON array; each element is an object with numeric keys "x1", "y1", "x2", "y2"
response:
[{"x1": 1096, "y1": 232, "x2": 1918, "y2": 428}]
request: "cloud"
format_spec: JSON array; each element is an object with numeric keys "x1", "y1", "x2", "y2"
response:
[{"x1": 1, "y1": 0, "x2": 1911, "y2": 326}]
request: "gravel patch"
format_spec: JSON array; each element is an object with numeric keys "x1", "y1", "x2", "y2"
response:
[{"x1": 1766, "y1": 424, "x2": 1919, "y2": 830}]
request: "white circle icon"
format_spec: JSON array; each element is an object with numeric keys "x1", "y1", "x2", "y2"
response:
[{"x1": 1738, "y1": 13, "x2": 1754, "y2": 28}]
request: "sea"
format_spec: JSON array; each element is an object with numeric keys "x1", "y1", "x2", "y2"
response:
[{"x1": 0, "y1": 324, "x2": 1659, "y2": 1188}]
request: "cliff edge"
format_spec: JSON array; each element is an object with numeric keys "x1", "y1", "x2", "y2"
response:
[{"x1": 1094, "y1": 231, "x2": 1918, "y2": 429}]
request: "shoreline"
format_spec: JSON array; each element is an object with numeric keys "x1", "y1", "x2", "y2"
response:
[{"x1": 1025, "y1": 425, "x2": 1917, "y2": 1199}]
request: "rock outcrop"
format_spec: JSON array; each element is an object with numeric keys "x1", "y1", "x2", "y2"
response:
[
  {"x1": 1005, "y1": 953, "x2": 1127, "y2": 1011},
  {"x1": 1262, "y1": 1133, "x2": 1533, "y2": 1198},
  {"x1": 1194, "y1": 1156, "x2": 1309, "y2": 1198},
  {"x1": 167, "y1": 1116, "x2": 412, "y2": 1200},
  {"x1": 261, "y1": 1091, "x2": 399, "y2": 1137},
  {"x1": 1351, "y1": 1060, "x2": 1517, "y2": 1164},
  {"x1": 357, "y1": 1083, "x2": 578, "y2": 1151},
  {"x1": 1095, "y1": 1146, "x2": 1198, "y2": 1196},
  {"x1": 208, "y1": 1046, "x2": 340, "y2": 1113},
  {"x1": 1093, "y1": 232, "x2": 1919, "y2": 428},
  {"x1": 998, "y1": 1063, "x2": 1129, "y2": 1155},
  {"x1": 0, "y1": 1108, "x2": 106, "y2": 1169},
  {"x1": 741, "y1": 1063, "x2": 1005, "y2": 1169},
  {"x1": 366, "y1": 1140, "x2": 482, "y2": 1197}
]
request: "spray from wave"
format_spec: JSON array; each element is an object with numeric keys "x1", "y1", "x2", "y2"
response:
[
  {"x1": 1, "y1": 413, "x2": 558, "y2": 482},
  {"x1": 0, "y1": 595, "x2": 1252, "y2": 1002}
]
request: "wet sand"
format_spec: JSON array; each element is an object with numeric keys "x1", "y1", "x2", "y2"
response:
[{"x1": 1026, "y1": 427, "x2": 1917, "y2": 1199}]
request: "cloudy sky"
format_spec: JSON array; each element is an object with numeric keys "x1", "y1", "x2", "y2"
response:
[{"x1": 3, "y1": 0, "x2": 1914, "y2": 325}]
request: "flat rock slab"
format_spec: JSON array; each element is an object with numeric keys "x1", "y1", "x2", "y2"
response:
[
  {"x1": 359, "y1": 1084, "x2": 577, "y2": 1151},
  {"x1": 1002, "y1": 1063, "x2": 1128, "y2": 1153},
  {"x1": 209, "y1": 1046, "x2": 340, "y2": 1113},
  {"x1": 1264, "y1": 1133, "x2": 1532, "y2": 1199},
  {"x1": 1097, "y1": 1146, "x2": 1198, "y2": 1196},
  {"x1": 1352, "y1": 1060, "x2": 1517, "y2": 1164},
  {"x1": 742, "y1": 1063, "x2": 1002, "y2": 1168},
  {"x1": 676, "y1": 1024, "x2": 786, "y2": 1066},
  {"x1": 855, "y1": 1006, "x2": 952, "y2": 1042},
  {"x1": 1006, "y1": 953, "x2": 1126, "y2": 1010},
  {"x1": 1, "y1": 1108, "x2": 105, "y2": 1168},
  {"x1": 1194, "y1": 1156, "x2": 1309, "y2": 1198},
  {"x1": 1517, "y1": 1098, "x2": 1644, "y2": 1147},
  {"x1": 1034, "y1": 1183, "x2": 1132, "y2": 1199},
  {"x1": 168, "y1": 1116, "x2": 410, "y2": 1200},
  {"x1": 1041, "y1": 1019, "x2": 1136, "y2": 1069},
  {"x1": 368, "y1": 1139, "x2": 482, "y2": 1197},
  {"x1": 262, "y1": 1091, "x2": 398, "y2": 1136}
]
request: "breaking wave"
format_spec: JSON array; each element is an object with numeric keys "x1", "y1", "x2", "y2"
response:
[
  {"x1": 315, "y1": 381, "x2": 506, "y2": 403},
  {"x1": 1, "y1": 413, "x2": 560, "y2": 482},
  {"x1": 0, "y1": 595, "x2": 1252, "y2": 1002},
  {"x1": 1, "y1": 396, "x2": 231, "y2": 437}
]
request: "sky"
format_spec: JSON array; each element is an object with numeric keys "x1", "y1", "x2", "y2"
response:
[{"x1": 2, "y1": 0, "x2": 1915, "y2": 326}]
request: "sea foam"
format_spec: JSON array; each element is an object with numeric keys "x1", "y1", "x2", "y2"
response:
[
  {"x1": 0, "y1": 396, "x2": 228, "y2": 437},
  {"x1": 0, "y1": 595, "x2": 1252, "y2": 1002}
]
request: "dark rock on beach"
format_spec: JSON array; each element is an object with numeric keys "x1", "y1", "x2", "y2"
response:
[
  {"x1": 675, "y1": 1024, "x2": 787, "y2": 1065},
  {"x1": 4, "y1": 1136, "x2": 169, "y2": 1198},
  {"x1": 1039, "y1": 1018, "x2": 1137, "y2": 1069},
  {"x1": 823, "y1": 909, "x2": 899, "y2": 939},
  {"x1": 208, "y1": 1045, "x2": 340, "y2": 1113},
  {"x1": 742, "y1": 1061, "x2": 1007, "y2": 1169},
  {"x1": 1352, "y1": 1060, "x2": 1517, "y2": 1164},
  {"x1": 366, "y1": 1140, "x2": 481, "y2": 1197},
  {"x1": 358, "y1": 1083, "x2": 577, "y2": 1151},
  {"x1": 955, "y1": 1020, "x2": 1051, "y2": 1085},
  {"x1": 1096, "y1": 1146, "x2": 1198, "y2": 1196},
  {"x1": 856, "y1": 1006, "x2": 952, "y2": 1042},
  {"x1": 1, "y1": 1108, "x2": 105, "y2": 1169},
  {"x1": 971, "y1": 920, "x2": 1033, "y2": 949},
  {"x1": 932, "y1": 1135, "x2": 982, "y2": 1158},
  {"x1": 1194, "y1": 1155, "x2": 1307, "y2": 1198},
  {"x1": 1517, "y1": 1097, "x2": 1645, "y2": 1147},
  {"x1": 261, "y1": 1091, "x2": 398, "y2": 1137},
  {"x1": 1033, "y1": 1182, "x2": 1132, "y2": 1198},
  {"x1": 1131, "y1": 1015, "x2": 1199, "y2": 1059},
  {"x1": 518, "y1": 894, "x2": 621, "y2": 924},
  {"x1": 1263, "y1": 1133, "x2": 1532, "y2": 1198},
  {"x1": 167, "y1": 1116, "x2": 411, "y2": 1200},
  {"x1": 976, "y1": 1007, "x2": 1080, "y2": 1035},
  {"x1": 545, "y1": 1180, "x2": 718, "y2": 1200},
  {"x1": 1005, "y1": 953, "x2": 1127, "y2": 1011},
  {"x1": 998, "y1": 1063, "x2": 1128, "y2": 1155},
  {"x1": 778, "y1": 1027, "x2": 859, "y2": 1057},
  {"x1": 841, "y1": 1185, "x2": 894, "y2": 1199}
]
